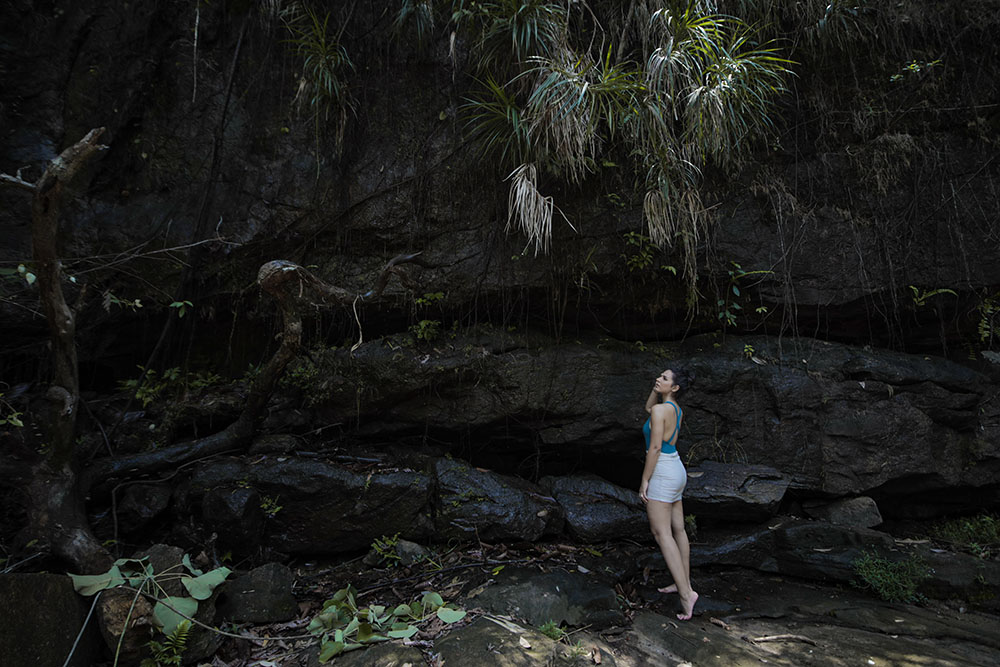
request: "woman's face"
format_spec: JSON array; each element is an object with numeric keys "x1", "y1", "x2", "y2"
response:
[{"x1": 654, "y1": 369, "x2": 678, "y2": 395}]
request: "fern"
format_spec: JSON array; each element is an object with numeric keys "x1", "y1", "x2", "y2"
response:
[{"x1": 140, "y1": 620, "x2": 190, "y2": 667}]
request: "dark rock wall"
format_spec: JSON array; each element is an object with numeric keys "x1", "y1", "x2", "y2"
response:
[{"x1": 2, "y1": 2, "x2": 999, "y2": 518}]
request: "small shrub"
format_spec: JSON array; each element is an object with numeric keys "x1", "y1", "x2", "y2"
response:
[
  {"x1": 928, "y1": 513, "x2": 999, "y2": 559},
  {"x1": 140, "y1": 620, "x2": 190, "y2": 667},
  {"x1": 538, "y1": 620, "x2": 566, "y2": 641},
  {"x1": 684, "y1": 514, "x2": 698, "y2": 541},
  {"x1": 409, "y1": 319, "x2": 440, "y2": 342},
  {"x1": 371, "y1": 533, "x2": 401, "y2": 567},
  {"x1": 851, "y1": 550, "x2": 929, "y2": 603}
]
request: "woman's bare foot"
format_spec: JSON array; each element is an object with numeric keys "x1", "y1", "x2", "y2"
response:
[
  {"x1": 657, "y1": 584, "x2": 678, "y2": 594},
  {"x1": 677, "y1": 591, "x2": 698, "y2": 621}
]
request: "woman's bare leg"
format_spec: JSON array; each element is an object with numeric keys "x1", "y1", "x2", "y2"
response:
[
  {"x1": 657, "y1": 504, "x2": 690, "y2": 593},
  {"x1": 648, "y1": 500, "x2": 698, "y2": 620}
]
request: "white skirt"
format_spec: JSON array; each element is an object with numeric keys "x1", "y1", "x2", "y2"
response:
[{"x1": 647, "y1": 451, "x2": 686, "y2": 503}]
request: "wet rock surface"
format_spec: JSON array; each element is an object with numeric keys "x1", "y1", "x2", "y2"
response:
[
  {"x1": 540, "y1": 474, "x2": 647, "y2": 542},
  {"x1": 684, "y1": 461, "x2": 790, "y2": 521},
  {"x1": 0, "y1": 573, "x2": 104, "y2": 667}
]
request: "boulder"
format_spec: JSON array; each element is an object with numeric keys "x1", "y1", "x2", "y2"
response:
[
  {"x1": 469, "y1": 566, "x2": 624, "y2": 629},
  {"x1": 175, "y1": 456, "x2": 435, "y2": 554},
  {"x1": 0, "y1": 573, "x2": 104, "y2": 667},
  {"x1": 541, "y1": 474, "x2": 647, "y2": 542},
  {"x1": 803, "y1": 495, "x2": 883, "y2": 528},
  {"x1": 435, "y1": 616, "x2": 562, "y2": 666},
  {"x1": 434, "y1": 458, "x2": 564, "y2": 542},
  {"x1": 217, "y1": 563, "x2": 299, "y2": 623},
  {"x1": 117, "y1": 482, "x2": 171, "y2": 533},
  {"x1": 683, "y1": 461, "x2": 789, "y2": 521},
  {"x1": 202, "y1": 486, "x2": 266, "y2": 557}
]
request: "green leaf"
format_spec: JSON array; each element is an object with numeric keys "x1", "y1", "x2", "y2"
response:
[
  {"x1": 387, "y1": 625, "x2": 419, "y2": 639},
  {"x1": 318, "y1": 640, "x2": 344, "y2": 662},
  {"x1": 437, "y1": 607, "x2": 467, "y2": 623},
  {"x1": 421, "y1": 592, "x2": 444, "y2": 611},
  {"x1": 356, "y1": 622, "x2": 388, "y2": 643},
  {"x1": 181, "y1": 566, "x2": 230, "y2": 600},
  {"x1": 181, "y1": 554, "x2": 203, "y2": 576},
  {"x1": 732, "y1": 285, "x2": 740, "y2": 296},
  {"x1": 153, "y1": 596, "x2": 198, "y2": 635},
  {"x1": 68, "y1": 565, "x2": 125, "y2": 595},
  {"x1": 392, "y1": 603, "x2": 412, "y2": 617}
]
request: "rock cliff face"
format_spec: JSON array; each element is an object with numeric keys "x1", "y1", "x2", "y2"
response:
[{"x1": 1, "y1": 1, "x2": 998, "y2": 523}]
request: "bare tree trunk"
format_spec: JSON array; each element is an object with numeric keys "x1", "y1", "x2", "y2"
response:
[{"x1": 1, "y1": 128, "x2": 112, "y2": 573}]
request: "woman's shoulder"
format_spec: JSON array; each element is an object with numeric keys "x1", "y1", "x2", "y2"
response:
[{"x1": 651, "y1": 401, "x2": 678, "y2": 418}]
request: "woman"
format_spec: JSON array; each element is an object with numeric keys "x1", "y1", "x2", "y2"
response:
[{"x1": 640, "y1": 367, "x2": 698, "y2": 620}]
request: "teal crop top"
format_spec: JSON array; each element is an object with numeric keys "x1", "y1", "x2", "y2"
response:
[{"x1": 643, "y1": 401, "x2": 682, "y2": 454}]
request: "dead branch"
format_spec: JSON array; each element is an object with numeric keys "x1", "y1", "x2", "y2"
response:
[
  {"x1": 744, "y1": 634, "x2": 818, "y2": 646},
  {"x1": 0, "y1": 171, "x2": 37, "y2": 192},
  {"x1": 85, "y1": 252, "x2": 424, "y2": 486}
]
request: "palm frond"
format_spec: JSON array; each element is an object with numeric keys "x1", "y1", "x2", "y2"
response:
[
  {"x1": 506, "y1": 163, "x2": 555, "y2": 256},
  {"x1": 522, "y1": 47, "x2": 644, "y2": 182},
  {"x1": 393, "y1": 0, "x2": 436, "y2": 49},
  {"x1": 283, "y1": 5, "x2": 355, "y2": 112},
  {"x1": 682, "y1": 28, "x2": 792, "y2": 168},
  {"x1": 476, "y1": 0, "x2": 568, "y2": 72},
  {"x1": 460, "y1": 77, "x2": 532, "y2": 170}
]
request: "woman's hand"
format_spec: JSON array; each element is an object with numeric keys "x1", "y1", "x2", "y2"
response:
[{"x1": 639, "y1": 478, "x2": 649, "y2": 504}]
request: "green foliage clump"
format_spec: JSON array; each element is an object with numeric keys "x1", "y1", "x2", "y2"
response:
[
  {"x1": 118, "y1": 366, "x2": 223, "y2": 408},
  {"x1": 280, "y1": 348, "x2": 337, "y2": 406},
  {"x1": 0, "y1": 392, "x2": 23, "y2": 428},
  {"x1": 140, "y1": 620, "x2": 190, "y2": 667},
  {"x1": 538, "y1": 619, "x2": 566, "y2": 641},
  {"x1": 370, "y1": 533, "x2": 402, "y2": 568},
  {"x1": 684, "y1": 514, "x2": 697, "y2": 541},
  {"x1": 621, "y1": 232, "x2": 676, "y2": 275},
  {"x1": 409, "y1": 319, "x2": 440, "y2": 342},
  {"x1": 977, "y1": 293, "x2": 1000, "y2": 346},
  {"x1": 70, "y1": 555, "x2": 230, "y2": 666},
  {"x1": 851, "y1": 550, "x2": 929, "y2": 603},
  {"x1": 718, "y1": 262, "x2": 772, "y2": 329},
  {"x1": 928, "y1": 513, "x2": 1000, "y2": 559},
  {"x1": 415, "y1": 291, "x2": 445, "y2": 307},
  {"x1": 309, "y1": 585, "x2": 466, "y2": 662},
  {"x1": 260, "y1": 495, "x2": 283, "y2": 518}
]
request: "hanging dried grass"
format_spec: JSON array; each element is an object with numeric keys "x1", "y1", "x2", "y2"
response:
[
  {"x1": 644, "y1": 180, "x2": 709, "y2": 307},
  {"x1": 505, "y1": 163, "x2": 573, "y2": 256}
]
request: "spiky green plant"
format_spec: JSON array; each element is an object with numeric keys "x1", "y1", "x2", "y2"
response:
[
  {"x1": 682, "y1": 27, "x2": 792, "y2": 169},
  {"x1": 460, "y1": 0, "x2": 790, "y2": 305},
  {"x1": 522, "y1": 47, "x2": 645, "y2": 182},
  {"x1": 284, "y1": 5, "x2": 354, "y2": 114},
  {"x1": 393, "y1": 0, "x2": 436, "y2": 49},
  {"x1": 461, "y1": 76, "x2": 532, "y2": 170},
  {"x1": 472, "y1": 0, "x2": 568, "y2": 73}
]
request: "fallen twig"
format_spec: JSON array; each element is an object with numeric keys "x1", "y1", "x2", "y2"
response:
[
  {"x1": 709, "y1": 617, "x2": 731, "y2": 630},
  {"x1": 744, "y1": 633, "x2": 817, "y2": 646}
]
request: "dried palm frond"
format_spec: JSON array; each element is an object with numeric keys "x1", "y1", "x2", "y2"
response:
[
  {"x1": 644, "y1": 177, "x2": 708, "y2": 304},
  {"x1": 505, "y1": 163, "x2": 572, "y2": 256}
]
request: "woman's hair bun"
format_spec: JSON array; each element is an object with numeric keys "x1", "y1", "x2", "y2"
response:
[{"x1": 672, "y1": 367, "x2": 695, "y2": 395}]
